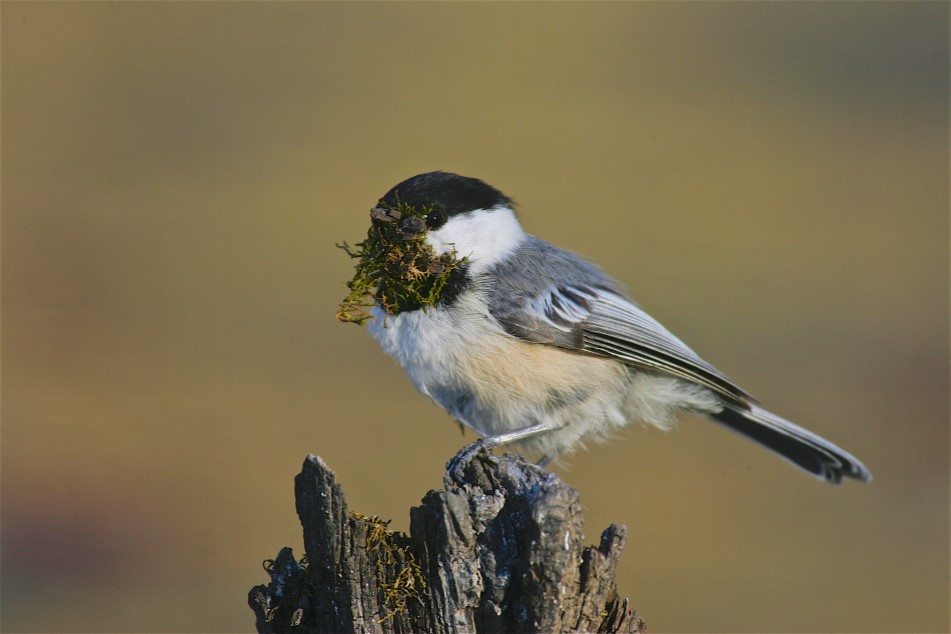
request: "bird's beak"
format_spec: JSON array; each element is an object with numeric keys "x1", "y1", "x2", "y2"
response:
[{"x1": 369, "y1": 206, "x2": 425, "y2": 240}]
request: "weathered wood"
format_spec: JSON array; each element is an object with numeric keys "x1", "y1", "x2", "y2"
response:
[{"x1": 249, "y1": 446, "x2": 645, "y2": 633}]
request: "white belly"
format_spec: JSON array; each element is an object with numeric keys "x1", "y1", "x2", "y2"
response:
[{"x1": 367, "y1": 293, "x2": 720, "y2": 459}]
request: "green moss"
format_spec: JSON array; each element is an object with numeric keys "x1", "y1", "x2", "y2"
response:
[
  {"x1": 352, "y1": 512, "x2": 427, "y2": 622},
  {"x1": 337, "y1": 199, "x2": 466, "y2": 325}
]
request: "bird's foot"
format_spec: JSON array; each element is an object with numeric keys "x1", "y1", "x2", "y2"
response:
[{"x1": 444, "y1": 438, "x2": 499, "y2": 489}]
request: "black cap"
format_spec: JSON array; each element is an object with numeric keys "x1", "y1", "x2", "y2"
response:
[{"x1": 380, "y1": 172, "x2": 513, "y2": 218}]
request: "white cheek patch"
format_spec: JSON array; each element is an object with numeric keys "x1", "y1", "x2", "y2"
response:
[{"x1": 426, "y1": 206, "x2": 526, "y2": 275}]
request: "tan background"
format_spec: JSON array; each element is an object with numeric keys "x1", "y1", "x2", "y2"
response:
[{"x1": 3, "y1": 2, "x2": 947, "y2": 632}]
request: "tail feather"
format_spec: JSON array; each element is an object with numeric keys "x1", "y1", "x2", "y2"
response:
[{"x1": 710, "y1": 405, "x2": 872, "y2": 484}]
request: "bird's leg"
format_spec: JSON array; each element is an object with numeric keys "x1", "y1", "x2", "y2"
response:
[
  {"x1": 536, "y1": 453, "x2": 559, "y2": 468},
  {"x1": 444, "y1": 422, "x2": 551, "y2": 488}
]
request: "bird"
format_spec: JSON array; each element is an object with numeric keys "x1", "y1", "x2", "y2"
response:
[{"x1": 358, "y1": 171, "x2": 871, "y2": 484}]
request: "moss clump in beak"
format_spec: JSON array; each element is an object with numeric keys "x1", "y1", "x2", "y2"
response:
[{"x1": 337, "y1": 200, "x2": 466, "y2": 325}]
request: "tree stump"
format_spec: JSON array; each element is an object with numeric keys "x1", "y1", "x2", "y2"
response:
[{"x1": 249, "y1": 447, "x2": 645, "y2": 633}]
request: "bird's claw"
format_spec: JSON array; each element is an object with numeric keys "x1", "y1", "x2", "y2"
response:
[{"x1": 444, "y1": 438, "x2": 498, "y2": 489}]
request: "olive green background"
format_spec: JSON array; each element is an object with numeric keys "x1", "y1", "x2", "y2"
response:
[{"x1": 3, "y1": 2, "x2": 947, "y2": 632}]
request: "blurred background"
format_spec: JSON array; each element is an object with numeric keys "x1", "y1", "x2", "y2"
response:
[{"x1": 2, "y1": 2, "x2": 947, "y2": 632}]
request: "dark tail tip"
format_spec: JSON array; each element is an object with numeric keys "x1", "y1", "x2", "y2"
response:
[{"x1": 710, "y1": 406, "x2": 872, "y2": 484}]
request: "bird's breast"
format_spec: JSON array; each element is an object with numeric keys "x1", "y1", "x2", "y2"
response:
[{"x1": 367, "y1": 295, "x2": 630, "y2": 436}]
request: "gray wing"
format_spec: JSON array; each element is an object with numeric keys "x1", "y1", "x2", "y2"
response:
[
  {"x1": 486, "y1": 240, "x2": 753, "y2": 406},
  {"x1": 494, "y1": 283, "x2": 753, "y2": 406}
]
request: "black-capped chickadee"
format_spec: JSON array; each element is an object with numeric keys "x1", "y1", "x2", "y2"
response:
[{"x1": 364, "y1": 171, "x2": 871, "y2": 484}]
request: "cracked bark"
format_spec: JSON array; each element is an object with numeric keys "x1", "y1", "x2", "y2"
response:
[{"x1": 249, "y1": 449, "x2": 645, "y2": 633}]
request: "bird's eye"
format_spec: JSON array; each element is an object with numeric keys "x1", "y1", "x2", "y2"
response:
[{"x1": 425, "y1": 209, "x2": 447, "y2": 229}]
